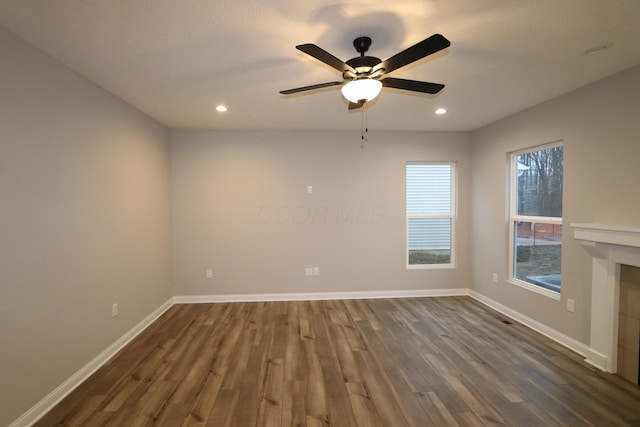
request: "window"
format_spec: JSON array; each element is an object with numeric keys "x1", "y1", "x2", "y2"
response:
[
  {"x1": 406, "y1": 162, "x2": 456, "y2": 268},
  {"x1": 509, "y1": 142, "x2": 563, "y2": 297}
]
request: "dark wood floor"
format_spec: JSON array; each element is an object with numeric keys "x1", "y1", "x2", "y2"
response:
[{"x1": 35, "y1": 297, "x2": 640, "y2": 426}]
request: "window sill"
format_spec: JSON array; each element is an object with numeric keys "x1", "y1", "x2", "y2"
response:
[
  {"x1": 506, "y1": 278, "x2": 561, "y2": 300},
  {"x1": 407, "y1": 264, "x2": 455, "y2": 270}
]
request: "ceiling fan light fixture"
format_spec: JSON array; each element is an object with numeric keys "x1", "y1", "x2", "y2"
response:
[{"x1": 341, "y1": 78, "x2": 382, "y2": 103}]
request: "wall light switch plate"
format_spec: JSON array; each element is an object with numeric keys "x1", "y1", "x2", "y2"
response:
[
  {"x1": 567, "y1": 299, "x2": 575, "y2": 312},
  {"x1": 206, "y1": 269, "x2": 213, "y2": 279},
  {"x1": 112, "y1": 303, "x2": 118, "y2": 317},
  {"x1": 313, "y1": 267, "x2": 319, "y2": 276},
  {"x1": 492, "y1": 273, "x2": 498, "y2": 283},
  {"x1": 307, "y1": 185, "x2": 313, "y2": 194},
  {"x1": 305, "y1": 268, "x2": 313, "y2": 276}
]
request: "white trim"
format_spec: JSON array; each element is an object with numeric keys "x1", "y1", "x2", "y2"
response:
[
  {"x1": 570, "y1": 223, "x2": 640, "y2": 372},
  {"x1": 511, "y1": 139, "x2": 564, "y2": 156},
  {"x1": 571, "y1": 223, "x2": 640, "y2": 248},
  {"x1": 584, "y1": 348, "x2": 609, "y2": 371},
  {"x1": 406, "y1": 264, "x2": 456, "y2": 271},
  {"x1": 10, "y1": 298, "x2": 174, "y2": 427},
  {"x1": 469, "y1": 290, "x2": 588, "y2": 358},
  {"x1": 506, "y1": 278, "x2": 561, "y2": 300},
  {"x1": 174, "y1": 288, "x2": 470, "y2": 304},
  {"x1": 512, "y1": 215, "x2": 563, "y2": 224}
]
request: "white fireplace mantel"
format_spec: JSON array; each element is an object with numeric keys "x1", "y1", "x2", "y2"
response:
[{"x1": 571, "y1": 223, "x2": 640, "y2": 372}]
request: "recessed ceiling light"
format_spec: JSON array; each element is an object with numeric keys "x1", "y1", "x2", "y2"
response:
[
  {"x1": 435, "y1": 108, "x2": 447, "y2": 115},
  {"x1": 215, "y1": 105, "x2": 228, "y2": 112},
  {"x1": 582, "y1": 43, "x2": 612, "y2": 56}
]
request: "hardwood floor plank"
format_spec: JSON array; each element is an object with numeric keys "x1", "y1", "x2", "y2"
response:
[
  {"x1": 417, "y1": 391, "x2": 461, "y2": 427},
  {"x1": 33, "y1": 297, "x2": 640, "y2": 427},
  {"x1": 449, "y1": 368, "x2": 554, "y2": 427},
  {"x1": 345, "y1": 382, "x2": 384, "y2": 427},
  {"x1": 306, "y1": 414, "x2": 330, "y2": 427},
  {"x1": 204, "y1": 389, "x2": 238, "y2": 427},
  {"x1": 301, "y1": 338, "x2": 328, "y2": 418},
  {"x1": 282, "y1": 379, "x2": 306, "y2": 427},
  {"x1": 130, "y1": 380, "x2": 179, "y2": 426},
  {"x1": 465, "y1": 360, "x2": 525, "y2": 403},
  {"x1": 180, "y1": 367, "x2": 226, "y2": 426},
  {"x1": 102, "y1": 380, "x2": 155, "y2": 426},
  {"x1": 311, "y1": 314, "x2": 358, "y2": 427},
  {"x1": 486, "y1": 360, "x2": 588, "y2": 425},
  {"x1": 101, "y1": 376, "x2": 144, "y2": 412},
  {"x1": 299, "y1": 301, "x2": 316, "y2": 341},
  {"x1": 421, "y1": 353, "x2": 475, "y2": 413},
  {"x1": 442, "y1": 374, "x2": 506, "y2": 425},
  {"x1": 269, "y1": 313, "x2": 289, "y2": 359},
  {"x1": 256, "y1": 358, "x2": 284, "y2": 427},
  {"x1": 78, "y1": 411, "x2": 113, "y2": 426},
  {"x1": 453, "y1": 410, "x2": 489, "y2": 427},
  {"x1": 327, "y1": 325, "x2": 362, "y2": 383},
  {"x1": 219, "y1": 329, "x2": 255, "y2": 390},
  {"x1": 383, "y1": 367, "x2": 438, "y2": 427},
  {"x1": 284, "y1": 322, "x2": 303, "y2": 382},
  {"x1": 352, "y1": 350, "x2": 411, "y2": 427},
  {"x1": 63, "y1": 395, "x2": 105, "y2": 426},
  {"x1": 228, "y1": 338, "x2": 269, "y2": 426}
]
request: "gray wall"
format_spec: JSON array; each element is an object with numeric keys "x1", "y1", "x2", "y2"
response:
[
  {"x1": 171, "y1": 129, "x2": 471, "y2": 296},
  {"x1": 470, "y1": 66, "x2": 640, "y2": 343},
  {"x1": 0, "y1": 28, "x2": 173, "y2": 425},
  {"x1": 3, "y1": 16, "x2": 638, "y2": 425}
]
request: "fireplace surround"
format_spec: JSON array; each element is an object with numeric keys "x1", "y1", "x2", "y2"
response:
[{"x1": 571, "y1": 223, "x2": 640, "y2": 373}]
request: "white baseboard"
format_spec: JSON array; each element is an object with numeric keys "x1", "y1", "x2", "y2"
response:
[
  {"x1": 173, "y1": 288, "x2": 470, "y2": 304},
  {"x1": 10, "y1": 298, "x2": 174, "y2": 427},
  {"x1": 468, "y1": 290, "x2": 589, "y2": 358},
  {"x1": 584, "y1": 347, "x2": 608, "y2": 372}
]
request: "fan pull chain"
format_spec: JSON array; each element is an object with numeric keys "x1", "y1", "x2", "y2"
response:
[{"x1": 361, "y1": 109, "x2": 369, "y2": 148}]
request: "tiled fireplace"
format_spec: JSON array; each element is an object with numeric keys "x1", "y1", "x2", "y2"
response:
[
  {"x1": 618, "y1": 265, "x2": 640, "y2": 383},
  {"x1": 571, "y1": 223, "x2": 640, "y2": 376}
]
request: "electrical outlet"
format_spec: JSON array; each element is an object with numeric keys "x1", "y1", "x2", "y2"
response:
[
  {"x1": 206, "y1": 269, "x2": 213, "y2": 279},
  {"x1": 112, "y1": 303, "x2": 119, "y2": 317},
  {"x1": 305, "y1": 268, "x2": 313, "y2": 276},
  {"x1": 567, "y1": 299, "x2": 575, "y2": 312},
  {"x1": 313, "y1": 267, "x2": 320, "y2": 276},
  {"x1": 492, "y1": 273, "x2": 498, "y2": 283}
]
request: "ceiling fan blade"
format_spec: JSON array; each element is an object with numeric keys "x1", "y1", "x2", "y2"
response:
[
  {"x1": 382, "y1": 77, "x2": 444, "y2": 94},
  {"x1": 296, "y1": 44, "x2": 356, "y2": 74},
  {"x1": 348, "y1": 100, "x2": 366, "y2": 110},
  {"x1": 377, "y1": 34, "x2": 450, "y2": 74},
  {"x1": 280, "y1": 81, "x2": 344, "y2": 95}
]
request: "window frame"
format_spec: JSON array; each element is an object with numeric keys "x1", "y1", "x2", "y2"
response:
[
  {"x1": 507, "y1": 141, "x2": 563, "y2": 300},
  {"x1": 406, "y1": 161, "x2": 457, "y2": 270}
]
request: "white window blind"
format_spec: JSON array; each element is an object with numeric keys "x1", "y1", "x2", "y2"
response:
[{"x1": 406, "y1": 163, "x2": 455, "y2": 268}]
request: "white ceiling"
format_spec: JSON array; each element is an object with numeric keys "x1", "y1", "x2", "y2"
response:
[{"x1": 1, "y1": 0, "x2": 639, "y2": 131}]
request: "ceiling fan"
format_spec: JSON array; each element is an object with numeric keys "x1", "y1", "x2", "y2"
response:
[{"x1": 280, "y1": 34, "x2": 450, "y2": 110}]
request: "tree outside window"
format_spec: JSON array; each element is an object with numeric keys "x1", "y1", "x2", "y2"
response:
[{"x1": 509, "y1": 143, "x2": 563, "y2": 296}]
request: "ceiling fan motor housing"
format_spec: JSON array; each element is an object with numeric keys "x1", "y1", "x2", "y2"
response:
[
  {"x1": 346, "y1": 37, "x2": 382, "y2": 76},
  {"x1": 345, "y1": 56, "x2": 381, "y2": 75}
]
